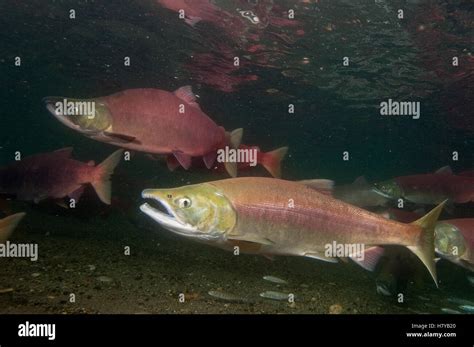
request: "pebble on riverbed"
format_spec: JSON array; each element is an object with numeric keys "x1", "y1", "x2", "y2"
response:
[{"x1": 329, "y1": 304, "x2": 343, "y2": 314}]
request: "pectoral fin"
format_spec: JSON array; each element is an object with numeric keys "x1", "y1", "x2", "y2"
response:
[
  {"x1": 298, "y1": 179, "x2": 334, "y2": 195},
  {"x1": 349, "y1": 246, "x2": 385, "y2": 271},
  {"x1": 103, "y1": 132, "x2": 141, "y2": 144},
  {"x1": 166, "y1": 155, "x2": 181, "y2": 171},
  {"x1": 227, "y1": 234, "x2": 275, "y2": 246},
  {"x1": 203, "y1": 151, "x2": 217, "y2": 169},
  {"x1": 173, "y1": 152, "x2": 192, "y2": 170}
]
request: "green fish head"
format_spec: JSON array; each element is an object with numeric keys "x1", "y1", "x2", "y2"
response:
[
  {"x1": 44, "y1": 96, "x2": 112, "y2": 133},
  {"x1": 372, "y1": 179, "x2": 403, "y2": 200},
  {"x1": 140, "y1": 184, "x2": 236, "y2": 242},
  {"x1": 434, "y1": 222, "x2": 466, "y2": 258}
]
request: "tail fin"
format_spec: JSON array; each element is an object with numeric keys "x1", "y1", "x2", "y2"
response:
[
  {"x1": 260, "y1": 146, "x2": 288, "y2": 178},
  {"x1": 224, "y1": 128, "x2": 244, "y2": 177},
  {"x1": 91, "y1": 149, "x2": 124, "y2": 204},
  {"x1": 0, "y1": 212, "x2": 26, "y2": 243},
  {"x1": 407, "y1": 200, "x2": 446, "y2": 287}
]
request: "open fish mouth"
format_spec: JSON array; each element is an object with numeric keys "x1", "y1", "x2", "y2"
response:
[
  {"x1": 43, "y1": 97, "x2": 82, "y2": 131},
  {"x1": 371, "y1": 187, "x2": 393, "y2": 199},
  {"x1": 140, "y1": 190, "x2": 207, "y2": 239}
]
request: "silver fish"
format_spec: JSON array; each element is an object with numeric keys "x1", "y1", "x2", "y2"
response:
[
  {"x1": 208, "y1": 290, "x2": 250, "y2": 303},
  {"x1": 263, "y1": 276, "x2": 288, "y2": 284},
  {"x1": 259, "y1": 291, "x2": 294, "y2": 301}
]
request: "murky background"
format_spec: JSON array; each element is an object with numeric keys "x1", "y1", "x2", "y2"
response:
[{"x1": 0, "y1": 0, "x2": 473, "y2": 313}]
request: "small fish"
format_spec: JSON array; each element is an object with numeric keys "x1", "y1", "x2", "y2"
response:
[
  {"x1": 373, "y1": 166, "x2": 474, "y2": 205},
  {"x1": 448, "y1": 297, "x2": 474, "y2": 306},
  {"x1": 334, "y1": 176, "x2": 388, "y2": 207},
  {"x1": 263, "y1": 275, "x2": 288, "y2": 284},
  {"x1": 0, "y1": 148, "x2": 123, "y2": 205},
  {"x1": 259, "y1": 291, "x2": 293, "y2": 301},
  {"x1": 208, "y1": 290, "x2": 250, "y2": 303},
  {"x1": 441, "y1": 308, "x2": 461, "y2": 314},
  {"x1": 459, "y1": 305, "x2": 474, "y2": 313}
]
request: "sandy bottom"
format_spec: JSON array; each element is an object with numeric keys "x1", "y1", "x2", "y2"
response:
[{"x1": 0, "y1": 203, "x2": 472, "y2": 315}]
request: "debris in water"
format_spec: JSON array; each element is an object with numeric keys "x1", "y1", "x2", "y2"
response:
[
  {"x1": 468, "y1": 276, "x2": 474, "y2": 287},
  {"x1": 263, "y1": 275, "x2": 288, "y2": 284},
  {"x1": 417, "y1": 295, "x2": 430, "y2": 301},
  {"x1": 376, "y1": 283, "x2": 392, "y2": 296},
  {"x1": 265, "y1": 88, "x2": 280, "y2": 94},
  {"x1": 329, "y1": 304, "x2": 343, "y2": 314},
  {"x1": 97, "y1": 276, "x2": 113, "y2": 283},
  {"x1": 0, "y1": 288, "x2": 14, "y2": 294},
  {"x1": 448, "y1": 297, "x2": 474, "y2": 306}
]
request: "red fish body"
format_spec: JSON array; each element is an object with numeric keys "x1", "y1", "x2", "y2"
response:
[
  {"x1": 157, "y1": 0, "x2": 231, "y2": 26},
  {"x1": 459, "y1": 169, "x2": 474, "y2": 177},
  {"x1": 0, "y1": 148, "x2": 122, "y2": 204},
  {"x1": 98, "y1": 88, "x2": 226, "y2": 157},
  {"x1": 394, "y1": 174, "x2": 474, "y2": 204},
  {"x1": 45, "y1": 87, "x2": 241, "y2": 173},
  {"x1": 374, "y1": 169, "x2": 474, "y2": 205}
]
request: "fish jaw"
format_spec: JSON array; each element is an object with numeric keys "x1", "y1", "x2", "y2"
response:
[
  {"x1": 140, "y1": 185, "x2": 236, "y2": 242},
  {"x1": 139, "y1": 201, "x2": 205, "y2": 239},
  {"x1": 372, "y1": 179, "x2": 404, "y2": 200},
  {"x1": 43, "y1": 96, "x2": 112, "y2": 135}
]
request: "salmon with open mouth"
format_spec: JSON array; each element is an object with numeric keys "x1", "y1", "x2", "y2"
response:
[{"x1": 140, "y1": 177, "x2": 445, "y2": 286}]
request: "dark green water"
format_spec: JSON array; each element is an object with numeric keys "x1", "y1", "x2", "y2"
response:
[{"x1": 0, "y1": 0, "x2": 472, "y2": 314}]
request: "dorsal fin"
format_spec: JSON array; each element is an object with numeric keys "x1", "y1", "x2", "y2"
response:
[
  {"x1": 435, "y1": 166, "x2": 452, "y2": 175},
  {"x1": 298, "y1": 179, "x2": 334, "y2": 195},
  {"x1": 53, "y1": 147, "x2": 73, "y2": 158},
  {"x1": 174, "y1": 86, "x2": 202, "y2": 111},
  {"x1": 353, "y1": 176, "x2": 368, "y2": 186}
]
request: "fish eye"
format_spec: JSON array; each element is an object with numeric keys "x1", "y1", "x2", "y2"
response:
[{"x1": 178, "y1": 197, "x2": 192, "y2": 208}]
